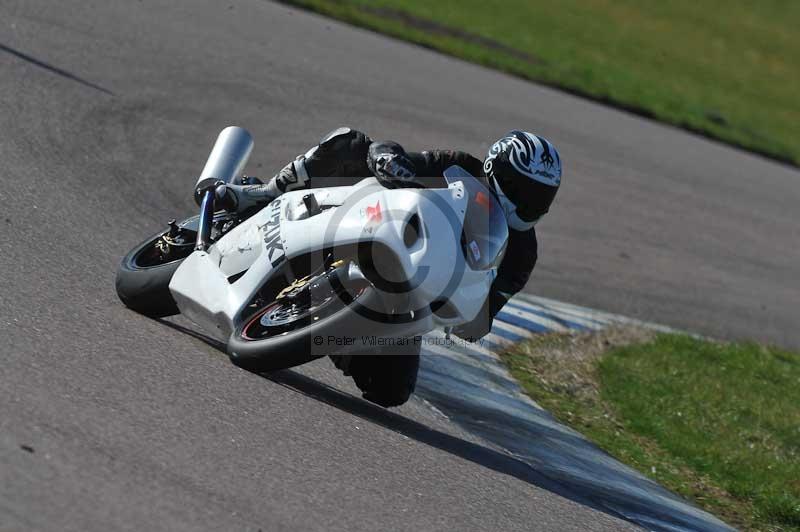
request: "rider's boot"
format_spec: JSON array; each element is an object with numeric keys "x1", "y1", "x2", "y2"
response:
[
  {"x1": 303, "y1": 127, "x2": 373, "y2": 177},
  {"x1": 215, "y1": 156, "x2": 309, "y2": 213},
  {"x1": 214, "y1": 127, "x2": 373, "y2": 215}
]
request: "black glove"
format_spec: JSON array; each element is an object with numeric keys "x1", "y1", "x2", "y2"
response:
[{"x1": 367, "y1": 141, "x2": 417, "y2": 186}]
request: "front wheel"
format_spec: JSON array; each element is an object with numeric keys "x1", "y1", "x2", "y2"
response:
[
  {"x1": 115, "y1": 222, "x2": 195, "y2": 317},
  {"x1": 116, "y1": 213, "x2": 237, "y2": 317}
]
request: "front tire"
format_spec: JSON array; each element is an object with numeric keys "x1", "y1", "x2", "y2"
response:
[{"x1": 115, "y1": 218, "x2": 198, "y2": 317}]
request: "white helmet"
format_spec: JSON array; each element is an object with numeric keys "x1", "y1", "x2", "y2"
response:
[{"x1": 484, "y1": 130, "x2": 562, "y2": 230}]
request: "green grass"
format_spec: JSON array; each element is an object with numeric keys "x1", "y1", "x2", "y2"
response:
[
  {"x1": 285, "y1": 0, "x2": 800, "y2": 166},
  {"x1": 500, "y1": 330, "x2": 800, "y2": 531}
]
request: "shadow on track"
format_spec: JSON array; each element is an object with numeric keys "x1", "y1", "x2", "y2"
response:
[
  {"x1": 157, "y1": 317, "x2": 729, "y2": 531},
  {"x1": 262, "y1": 368, "x2": 589, "y2": 499},
  {"x1": 156, "y1": 318, "x2": 636, "y2": 526}
]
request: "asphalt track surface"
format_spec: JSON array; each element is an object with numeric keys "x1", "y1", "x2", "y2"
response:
[{"x1": 0, "y1": 0, "x2": 796, "y2": 530}]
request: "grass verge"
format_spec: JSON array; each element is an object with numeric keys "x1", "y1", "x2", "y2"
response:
[
  {"x1": 499, "y1": 328, "x2": 800, "y2": 531},
  {"x1": 282, "y1": 0, "x2": 799, "y2": 167}
]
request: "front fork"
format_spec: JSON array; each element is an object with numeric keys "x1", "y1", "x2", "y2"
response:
[{"x1": 195, "y1": 188, "x2": 216, "y2": 251}]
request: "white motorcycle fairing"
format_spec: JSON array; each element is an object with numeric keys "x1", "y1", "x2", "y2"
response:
[{"x1": 169, "y1": 176, "x2": 497, "y2": 342}]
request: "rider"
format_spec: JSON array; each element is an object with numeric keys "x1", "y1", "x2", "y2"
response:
[{"x1": 213, "y1": 127, "x2": 562, "y2": 406}]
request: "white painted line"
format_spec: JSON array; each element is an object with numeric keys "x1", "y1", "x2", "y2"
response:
[
  {"x1": 492, "y1": 319, "x2": 537, "y2": 340},
  {"x1": 422, "y1": 343, "x2": 515, "y2": 383},
  {"x1": 483, "y1": 332, "x2": 515, "y2": 348},
  {"x1": 508, "y1": 297, "x2": 612, "y2": 327},
  {"x1": 517, "y1": 294, "x2": 624, "y2": 323},
  {"x1": 500, "y1": 306, "x2": 573, "y2": 331},
  {"x1": 515, "y1": 293, "x2": 679, "y2": 334}
]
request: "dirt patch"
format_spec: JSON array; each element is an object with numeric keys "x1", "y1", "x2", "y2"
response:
[
  {"x1": 362, "y1": 5, "x2": 543, "y2": 66},
  {"x1": 508, "y1": 325, "x2": 655, "y2": 403},
  {"x1": 279, "y1": 0, "x2": 543, "y2": 66}
]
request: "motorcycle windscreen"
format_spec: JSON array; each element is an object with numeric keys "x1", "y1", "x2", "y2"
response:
[{"x1": 444, "y1": 165, "x2": 509, "y2": 271}]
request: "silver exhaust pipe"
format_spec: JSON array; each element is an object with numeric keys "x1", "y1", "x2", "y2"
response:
[{"x1": 195, "y1": 126, "x2": 254, "y2": 192}]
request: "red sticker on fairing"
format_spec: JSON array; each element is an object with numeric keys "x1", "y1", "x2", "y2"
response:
[
  {"x1": 475, "y1": 191, "x2": 491, "y2": 211},
  {"x1": 365, "y1": 201, "x2": 382, "y2": 223}
]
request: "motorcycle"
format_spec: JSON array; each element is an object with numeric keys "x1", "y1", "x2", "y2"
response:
[{"x1": 116, "y1": 127, "x2": 508, "y2": 387}]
